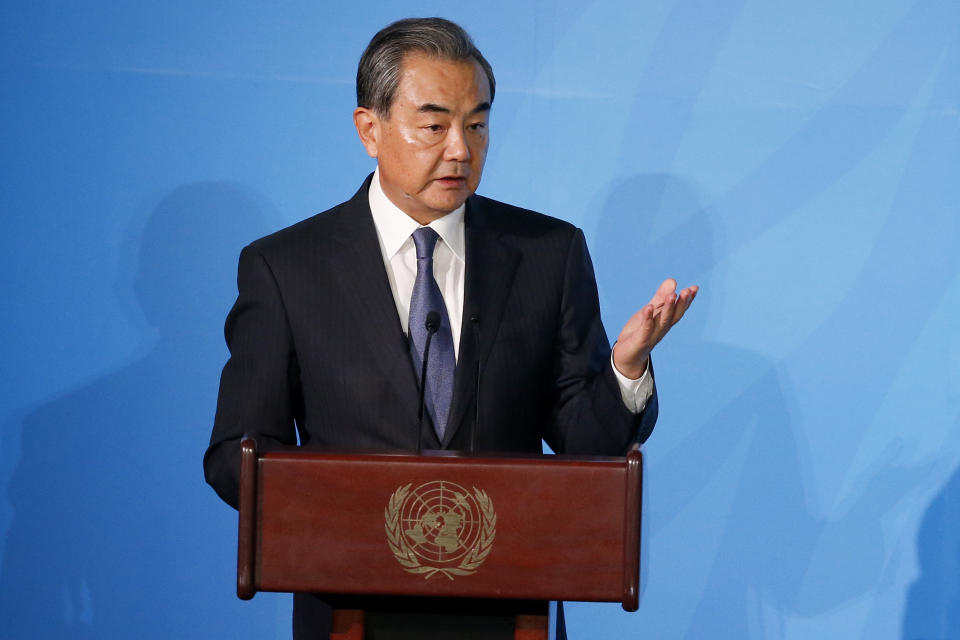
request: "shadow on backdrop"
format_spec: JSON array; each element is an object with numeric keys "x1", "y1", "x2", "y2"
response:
[
  {"x1": 0, "y1": 183, "x2": 280, "y2": 639},
  {"x1": 573, "y1": 2, "x2": 956, "y2": 634},
  {"x1": 583, "y1": 174, "x2": 923, "y2": 638},
  {"x1": 902, "y1": 446, "x2": 960, "y2": 640}
]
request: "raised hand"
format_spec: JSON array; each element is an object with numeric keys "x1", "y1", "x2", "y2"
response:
[{"x1": 612, "y1": 278, "x2": 698, "y2": 379}]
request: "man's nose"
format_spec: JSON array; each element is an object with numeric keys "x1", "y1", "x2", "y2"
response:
[{"x1": 443, "y1": 128, "x2": 470, "y2": 162}]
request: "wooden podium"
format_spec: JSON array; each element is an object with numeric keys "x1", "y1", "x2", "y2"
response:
[{"x1": 237, "y1": 436, "x2": 643, "y2": 639}]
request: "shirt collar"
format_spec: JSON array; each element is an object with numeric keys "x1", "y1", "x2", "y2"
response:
[{"x1": 368, "y1": 166, "x2": 466, "y2": 261}]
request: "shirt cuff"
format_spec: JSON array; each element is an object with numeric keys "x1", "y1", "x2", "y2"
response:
[{"x1": 610, "y1": 351, "x2": 654, "y2": 414}]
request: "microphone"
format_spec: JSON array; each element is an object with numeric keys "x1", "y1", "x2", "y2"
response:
[
  {"x1": 425, "y1": 311, "x2": 441, "y2": 335},
  {"x1": 416, "y1": 311, "x2": 442, "y2": 451}
]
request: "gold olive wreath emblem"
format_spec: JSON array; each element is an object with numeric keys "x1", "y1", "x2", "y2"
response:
[{"x1": 385, "y1": 480, "x2": 496, "y2": 580}]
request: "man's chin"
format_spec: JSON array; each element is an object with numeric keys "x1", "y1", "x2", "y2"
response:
[
  {"x1": 399, "y1": 196, "x2": 468, "y2": 223},
  {"x1": 424, "y1": 191, "x2": 471, "y2": 215}
]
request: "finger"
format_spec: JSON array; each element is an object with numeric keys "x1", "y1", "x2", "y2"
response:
[
  {"x1": 620, "y1": 304, "x2": 652, "y2": 340},
  {"x1": 650, "y1": 278, "x2": 677, "y2": 306},
  {"x1": 654, "y1": 294, "x2": 677, "y2": 339},
  {"x1": 672, "y1": 287, "x2": 697, "y2": 319},
  {"x1": 669, "y1": 286, "x2": 699, "y2": 325},
  {"x1": 638, "y1": 303, "x2": 656, "y2": 337},
  {"x1": 638, "y1": 303, "x2": 656, "y2": 325},
  {"x1": 654, "y1": 294, "x2": 675, "y2": 318}
]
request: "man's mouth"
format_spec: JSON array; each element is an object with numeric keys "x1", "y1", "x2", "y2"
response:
[{"x1": 435, "y1": 176, "x2": 467, "y2": 187}]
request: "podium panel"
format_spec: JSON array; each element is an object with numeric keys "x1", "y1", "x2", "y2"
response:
[{"x1": 238, "y1": 438, "x2": 642, "y2": 611}]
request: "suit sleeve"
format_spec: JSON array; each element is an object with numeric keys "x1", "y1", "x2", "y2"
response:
[
  {"x1": 543, "y1": 229, "x2": 658, "y2": 455},
  {"x1": 203, "y1": 244, "x2": 301, "y2": 509}
]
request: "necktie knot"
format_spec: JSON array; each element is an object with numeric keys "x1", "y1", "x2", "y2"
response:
[{"x1": 412, "y1": 227, "x2": 440, "y2": 260}]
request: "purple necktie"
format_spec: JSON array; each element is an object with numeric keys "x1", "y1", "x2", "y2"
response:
[{"x1": 408, "y1": 227, "x2": 456, "y2": 440}]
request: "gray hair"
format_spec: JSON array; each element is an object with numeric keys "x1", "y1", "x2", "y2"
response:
[{"x1": 357, "y1": 17, "x2": 496, "y2": 118}]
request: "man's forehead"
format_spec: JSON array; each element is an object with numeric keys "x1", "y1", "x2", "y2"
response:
[
  {"x1": 399, "y1": 50, "x2": 480, "y2": 71},
  {"x1": 396, "y1": 52, "x2": 491, "y2": 102}
]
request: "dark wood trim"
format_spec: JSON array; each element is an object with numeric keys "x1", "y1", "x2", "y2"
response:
[
  {"x1": 622, "y1": 443, "x2": 643, "y2": 611},
  {"x1": 237, "y1": 435, "x2": 258, "y2": 600}
]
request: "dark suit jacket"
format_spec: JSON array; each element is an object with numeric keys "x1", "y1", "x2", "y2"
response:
[{"x1": 204, "y1": 174, "x2": 658, "y2": 637}]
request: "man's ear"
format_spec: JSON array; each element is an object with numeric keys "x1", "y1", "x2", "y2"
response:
[{"x1": 353, "y1": 107, "x2": 380, "y2": 158}]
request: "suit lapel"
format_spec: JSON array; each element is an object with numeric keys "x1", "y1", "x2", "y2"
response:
[
  {"x1": 326, "y1": 179, "x2": 429, "y2": 443},
  {"x1": 442, "y1": 197, "x2": 520, "y2": 449}
]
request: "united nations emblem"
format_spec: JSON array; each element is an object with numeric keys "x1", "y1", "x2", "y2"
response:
[{"x1": 384, "y1": 480, "x2": 496, "y2": 580}]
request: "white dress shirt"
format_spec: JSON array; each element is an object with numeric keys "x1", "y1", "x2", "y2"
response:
[{"x1": 367, "y1": 166, "x2": 652, "y2": 414}]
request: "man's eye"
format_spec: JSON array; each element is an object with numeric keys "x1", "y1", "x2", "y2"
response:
[{"x1": 425, "y1": 124, "x2": 443, "y2": 133}]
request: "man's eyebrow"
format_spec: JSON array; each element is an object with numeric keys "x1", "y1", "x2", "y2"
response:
[
  {"x1": 415, "y1": 101, "x2": 492, "y2": 115},
  {"x1": 417, "y1": 103, "x2": 450, "y2": 114}
]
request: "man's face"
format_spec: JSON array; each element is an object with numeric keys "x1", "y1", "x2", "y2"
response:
[{"x1": 355, "y1": 53, "x2": 491, "y2": 223}]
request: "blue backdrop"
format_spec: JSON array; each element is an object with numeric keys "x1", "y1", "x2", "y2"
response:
[{"x1": 1, "y1": 2, "x2": 958, "y2": 638}]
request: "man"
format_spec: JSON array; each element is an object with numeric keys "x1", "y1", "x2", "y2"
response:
[{"x1": 205, "y1": 17, "x2": 696, "y2": 639}]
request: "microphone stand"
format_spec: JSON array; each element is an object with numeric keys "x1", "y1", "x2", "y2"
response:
[
  {"x1": 469, "y1": 314, "x2": 481, "y2": 453},
  {"x1": 416, "y1": 311, "x2": 441, "y2": 452}
]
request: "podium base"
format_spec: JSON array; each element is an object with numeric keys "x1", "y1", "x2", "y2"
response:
[{"x1": 330, "y1": 606, "x2": 549, "y2": 640}]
